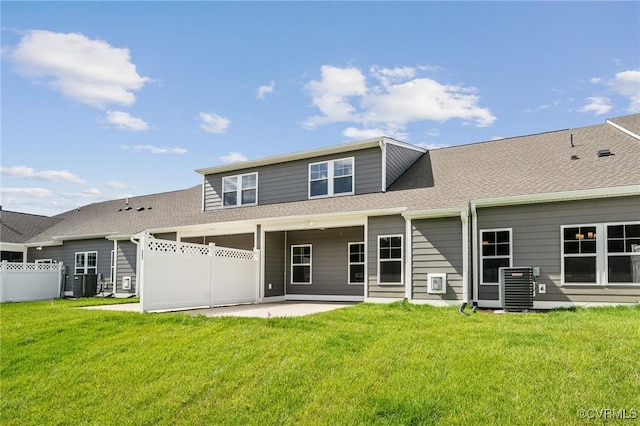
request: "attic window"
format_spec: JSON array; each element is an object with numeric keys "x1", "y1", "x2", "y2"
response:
[{"x1": 597, "y1": 149, "x2": 612, "y2": 157}]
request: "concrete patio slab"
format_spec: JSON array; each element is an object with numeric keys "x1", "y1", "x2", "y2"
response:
[{"x1": 81, "y1": 301, "x2": 358, "y2": 317}]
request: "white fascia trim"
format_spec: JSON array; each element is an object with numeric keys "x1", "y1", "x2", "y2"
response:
[
  {"x1": 195, "y1": 138, "x2": 385, "y2": 176},
  {"x1": 471, "y1": 185, "x2": 640, "y2": 209},
  {"x1": 106, "y1": 234, "x2": 134, "y2": 241},
  {"x1": 410, "y1": 299, "x2": 464, "y2": 307},
  {"x1": 382, "y1": 138, "x2": 428, "y2": 153},
  {"x1": 0, "y1": 242, "x2": 27, "y2": 251},
  {"x1": 260, "y1": 207, "x2": 406, "y2": 232},
  {"x1": 533, "y1": 301, "x2": 640, "y2": 310},
  {"x1": 606, "y1": 119, "x2": 640, "y2": 141},
  {"x1": 284, "y1": 294, "x2": 364, "y2": 302},
  {"x1": 364, "y1": 297, "x2": 406, "y2": 304},
  {"x1": 53, "y1": 233, "x2": 118, "y2": 242},
  {"x1": 402, "y1": 207, "x2": 466, "y2": 219},
  {"x1": 24, "y1": 240, "x2": 64, "y2": 248}
]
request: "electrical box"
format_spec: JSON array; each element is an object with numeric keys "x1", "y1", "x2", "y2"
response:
[
  {"x1": 427, "y1": 273, "x2": 447, "y2": 294},
  {"x1": 122, "y1": 276, "x2": 132, "y2": 290}
]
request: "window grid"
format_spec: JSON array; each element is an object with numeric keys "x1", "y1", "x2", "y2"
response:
[
  {"x1": 480, "y1": 229, "x2": 512, "y2": 285},
  {"x1": 75, "y1": 251, "x2": 97, "y2": 275},
  {"x1": 309, "y1": 157, "x2": 354, "y2": 198},
  {"x1": 378, "y1": 235, "x2": 403, "y2": 285},
  {"x1": 291, "y1": 245, "x2": 312, "y2": 284},
  {"x1": 222, "y1": 173, "x2": 257, "y2": 207},
  {"x1": 348, "y1": 242, "x2": 365, "y2": 285}
]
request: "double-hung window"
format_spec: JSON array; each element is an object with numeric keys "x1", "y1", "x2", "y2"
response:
[
  {"x1": 309, "y1": 157, "x2": 354, "y2": 198},
  {"x1": 480, "y1": 229, "x2": 512, "y2": 284},
  {"x1": 75, "y1": 251, "x2": 97, "y2": 275},
  {"x1": 378, "y1": 235, "x2": 403, "y2": 284},
  {"x1": 291, "y1": 245, "x2": 312, "y2": 284},
  {"x1": 348, "y1": 242, "x2": 365, "y2": 284},
  {"x1": 562, "y1": 222, "x2": 640, "y2": 285},
  {"x1": 222, "y1": 173, "x2": 257, "y2": 207}
]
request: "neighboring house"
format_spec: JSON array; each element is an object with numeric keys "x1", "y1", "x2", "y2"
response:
[
  {"x1": 17, "y1": 114, "x2": 640, "y2": 308},
  {"x1": 0, "y1": 208, "x2": 61, "y2": 262}
]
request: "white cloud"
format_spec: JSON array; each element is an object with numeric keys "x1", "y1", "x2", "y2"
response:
[
  {"x1": 9, "y1": 30, "x2": 149, "y2": 108},
  {"x1": 426, "y1": 128, "x2": 440, "y2": 137},
  {"x1": 304, "y1": 65, "x2": 495, "y2": 136},
  {"x1": 219, "y1": 152, "x2": 248, "y2": 163},
  {"x1": 62, "y1": 188, "x2": 102, "y2": 198},
  {"x1": 304, "y1": 65, "x2": 367, "y2": 127},
  {"x1": 256, "y1": 81, "x2": 275, "y2": 99},
  {"x1": 590, "y1": 77, "x2": 602, "y2": 84},
  {"x1": 105, "y1": 180, "x2": 128, "y2": 189},
  {"x1": 199, "y1": 112, "x2": 231, "y2": 134},
  {"x1": 579, "y1": 96, "x2": 612, "y2": 115},
  {"x1": 120, "y1": 145, "x2": 187, "y2": 154},
  {"x1": 342, "y1": 127, "x2": 386, "y2": 140},
  {"x1": 0, "y1": 165, "x2": 86, "y2": 184},
  {"x1": 0, "y1": 187, "x2": 53, "y2": 198},
  {"x1": 416, "y1": 142, "x2": 449, "y2": 150},
  {"x1": 105, "y1": 111, "x2": 149, "y2": 131},
  {"x1": 609, "y1": 70, "x2": 640, "y2": 113}
]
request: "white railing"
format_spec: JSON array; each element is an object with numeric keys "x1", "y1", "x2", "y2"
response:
[{"x1": 0, "y1": 262, "x2": 64, "y2": 271}]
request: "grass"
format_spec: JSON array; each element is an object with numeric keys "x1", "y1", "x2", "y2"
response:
[{"x1": 1, "y1": 299, "x2": 639, "y2": 425}]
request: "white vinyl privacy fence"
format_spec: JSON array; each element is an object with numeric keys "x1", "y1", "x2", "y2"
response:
[
  {"x1": 0, "y1": 261, "x2": 65, "y2": 302},
  {"x1": 138, "y1": 235, "x2": 260, "y2": 312}
]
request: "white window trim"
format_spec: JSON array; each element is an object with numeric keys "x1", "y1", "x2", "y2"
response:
[
  {"x1": 561, "y1": 222, "x2": 640, "y2": 286},
  {"x1": 308, "y1": 157, "x2": 355, "y2": 199},
  {"x1": 74, "y1": 251, "x2": 98, "y2": 275},
  {"x1": 222, "y1": 172, "x2": 258, "y2": 208},
  {"x1": 377, "y1": 234, "x2": 403, "y2": 285},
  {"x1": 348, "y1": 242, "x2": 366, "y2": 285},
  {"x1": 291, "y1": 244, "x2": 312, "y2": 285},
  {"x1": 480, "y1": 228, "x2": 513, "y2": 285}
]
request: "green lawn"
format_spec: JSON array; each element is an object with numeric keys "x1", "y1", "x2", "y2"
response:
[{"x1": 1, "y1": 299, "x2": 639, "y2": 425}]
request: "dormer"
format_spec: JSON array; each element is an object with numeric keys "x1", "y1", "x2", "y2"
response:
[{"x1": 195, "y1": 137, "x2": 425, "y2": 211}]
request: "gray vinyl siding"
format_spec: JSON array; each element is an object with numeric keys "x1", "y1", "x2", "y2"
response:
[
  {"x1": 115, "y1": 241, "x2": 136, "y2": 294},
  {"x1": 412, "y1": 218, "x2": 464, "y2": 301},
  {"x1": 203, "y1": 148, "x2": 382, "y2": 210},
  {"x1": 385, "y1": 144, "x2": 424, "y2": 188},
  {"x1": 264, "y1": 231, "x2": 285, "y2": 297},
  {"x1": 28, "y1": 239, "x2": 113, "y2": 292},
  {"x1": 477, "y1": 196, "x2": 640, "y2": 304},
  {"x1": 285, "y1": 227, "x2": 364, "y2": 296},
  {"x1": 367, "y1": 215, "x2": 406, "y2": 299}
]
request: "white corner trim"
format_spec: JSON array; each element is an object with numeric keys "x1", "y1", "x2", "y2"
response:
[{"x1": 606, "y1": 119, "x2": 640, "y2": 141}]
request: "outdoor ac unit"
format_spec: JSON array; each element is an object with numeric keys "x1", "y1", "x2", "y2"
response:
[
  {"x1": 122, "y1": 276, "x2": 132, "y2": 290},
  {"x1": 427, "y1": 273, "x2": 447, "y2": 294},
  {"x1": 500, "y1": 267, "x2": 534, "y2": 311}
]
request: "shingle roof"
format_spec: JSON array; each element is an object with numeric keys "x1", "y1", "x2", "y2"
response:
[
  {"x1": 24, "y1": 114, "x2": 640, "y2": 243},
  {"x1": 0, "y1": 209, "x2": 62, "y2": 243}
]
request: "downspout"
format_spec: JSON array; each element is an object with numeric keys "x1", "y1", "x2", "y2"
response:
[
  {"x1": 470, "y1": 202, "x2": 479, "y2": 310},
  {"x1": 380, "y1": 140, "x2": 387, "y2": 192},
  {"x1": 130, "y1": 233, "x2": 140, "y2": 298},
  {"x1": 112, "y1": 239, "x2": 118, "y2": 295},
  {"x1": 459, "y1": 209, "x2": 470, "y2": 315},
  {"x1": 404, "y1": 216, "x2": 412, "y2": 301}
]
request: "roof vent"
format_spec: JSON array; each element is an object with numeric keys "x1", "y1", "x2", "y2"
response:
[
  {"x1": 136, "y1": 207, "x2": 145, "y2": 212},
  {"x1": 124, "y1": 206, "x2": 132, "y2": 211},
  {"x1": 570, "y1": 155, "x2": 579, "y2": 160},
  {"x1": 597, "y1": 149, "x2": 612, "y2": 157}
]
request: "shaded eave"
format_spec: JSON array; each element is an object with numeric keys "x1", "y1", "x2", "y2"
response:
[
  {"x1": 195, "y1": 137, "x2": 425, "y2": 176},
  {"x1": 25, "y1": 232, "x2": 119, "y2": 247}
]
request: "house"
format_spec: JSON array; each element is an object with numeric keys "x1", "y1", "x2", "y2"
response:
[
  {"x1": 0, "y1": 208, "x2": 61, "y2": 262},
  {"x1": 17, "y1": 114, "x2": 640, "y2": 309}
]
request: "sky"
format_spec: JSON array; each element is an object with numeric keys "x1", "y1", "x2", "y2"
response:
[{"x1": 1, "y1": 1, "x2": 639, "y2": 217}]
